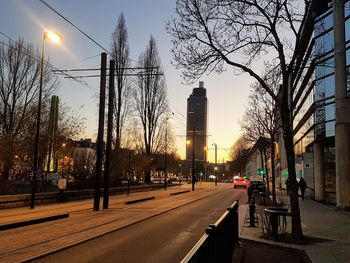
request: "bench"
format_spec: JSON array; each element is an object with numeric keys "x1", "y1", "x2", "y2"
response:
[{"x1": 264, "y1": 208, "x2": 292, "y2": 240}]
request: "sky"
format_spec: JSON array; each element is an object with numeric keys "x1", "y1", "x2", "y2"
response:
[{"x1": 0, "y1": 0, "x2": 253, "y2": 162}]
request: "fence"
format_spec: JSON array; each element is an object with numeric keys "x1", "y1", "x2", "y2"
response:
[{"x1": 181, "y1": 200, "x2": 239, "y2": 263}]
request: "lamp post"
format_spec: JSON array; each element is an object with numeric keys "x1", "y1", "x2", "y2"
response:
[
  {"x1": 30, "y1": 31, "x2": 62, "y2": 209},
  {"x1": 186, "y1": 140, "x2": 190, "y2": 183},
  {"x1": 204, "y1": 146, "x2": 207, "y2": 182},
  {"x1": 164, "y1": 116, "x2": 173, "y2": 190},
  {"x1": 191, "y1": 126, "x2": 196, "y2": 191},
  {"x1": 212, "y1": 143, "x2": 217, "y2": 186}
]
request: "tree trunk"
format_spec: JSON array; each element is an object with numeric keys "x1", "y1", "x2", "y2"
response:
[
  {"x1": 1, "y1": 144, "x2": 13, "y2": 182},
  {"x1": 260, "y1": 149, "x2": 265, "y2": 182},
  {"x1": 115, "y1": 78, "x2": 122, "y2": 150},
  {"x1": 270, "y1": 140, "x2": 277, "y2": 205},
  {"x1": 263, "y1": 147, "x2": 270, "y2": 192},
  {"x1": 1, "y1": 161, "x2": 11, "y2": 182},
  {"x1": 281, "y1": 99, "x2": 303, "y2": 240}
]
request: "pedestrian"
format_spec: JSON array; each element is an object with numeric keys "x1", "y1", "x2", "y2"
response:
[
  {"x1": 57, "y1": 177, "x2": 67, "y2": 203},
  {"x1": 298, "y1": 177, "x2": 307, "y2": 200},
  {"x1": 285, "y1": 176, "x2": 291, "y2": 196}
]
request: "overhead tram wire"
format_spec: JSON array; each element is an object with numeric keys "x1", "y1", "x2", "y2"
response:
[
  {"x1": 56, "y1": 54, "x2": 101, "y2": 69},
  {"x1": 52, "y1": 66, "x2": 162, "y2": 85},
  {"x1": 0, "y1": 32, "x2": 99, "y2": 94}
]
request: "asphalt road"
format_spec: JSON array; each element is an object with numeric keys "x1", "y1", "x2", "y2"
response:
[{"x1": 35, "y1": 186, "x2": 247, "y2": 263}]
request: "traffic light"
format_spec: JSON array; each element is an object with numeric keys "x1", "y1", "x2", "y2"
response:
[{"x1": 257, "y1": 168, "x2": 266, "y2": 176}]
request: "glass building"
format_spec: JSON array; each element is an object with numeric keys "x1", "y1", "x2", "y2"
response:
[{"x1": 291, "y1": 1, "x2": 350, "y2": 203}]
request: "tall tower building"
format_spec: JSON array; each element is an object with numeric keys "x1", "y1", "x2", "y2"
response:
[{"x1": 186, "y1": 81, "x2": 208, "y2": 165}]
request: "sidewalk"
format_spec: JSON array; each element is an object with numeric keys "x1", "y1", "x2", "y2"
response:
[
  {"x1": 0, "y1": 182, "x2": 229, "y2": 263},
  {"x1": 237, "y1": 192, "x2": 350, "y2": 263}
]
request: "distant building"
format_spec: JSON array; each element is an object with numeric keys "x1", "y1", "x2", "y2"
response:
[
  {"x1": 71, "y1": 139, "x2": 96, "y2": 165},
  {"x1": 186, "y1": 81, "x2": 208, "y2": 166}
]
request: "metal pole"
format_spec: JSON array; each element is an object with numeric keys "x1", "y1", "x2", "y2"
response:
[
  {"x1": 103, "y1": 59, "x2": 115, "y2": 209},
  {"x1": 214, "y1": 143, "x2": 217, "y2": 186},
  {"x1": 128, "y1": 151, "x2": 131, "y2": 196},
  {"x1": 93, "y1": 52, "x2": 107, "y2": 211},
  {"x1": 204, "y1": 147, "x2": 207, "y2": 182},
  {"x1": 192, "y1": 126, "x2": 195, "y2": 191},
  {"x1": 165, "y1": 119, "x2": 168, "y2": 190},
  {"x1": 30, "y1": 33, "x2": 45, "y2": 209}
]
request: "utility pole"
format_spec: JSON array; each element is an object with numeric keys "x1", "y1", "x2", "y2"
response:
[
  {"x1": 204, "y1": 146, "x2": 207, "y2": 182},
  {"x1": 192, "y1": 126, "x2": 196, "y2": 191},
  {"x1": 164, "y1": 118, "x2": 168, "y2": 190},
  {"x1": 334, "y1": 0, "x2": 350, "y2": 209},
  {"x1": 128, "y1": 151, "x2": 131, "y2": 196},
  {"x1": 93, "y1": 52, "x2": 107, "y2": 211},
  {"x1": 103, "y1": 59, "x2": 115, "y2": 209},
  {"x1": 213, "y1": 143, "x2": 218, "y2": 186}
]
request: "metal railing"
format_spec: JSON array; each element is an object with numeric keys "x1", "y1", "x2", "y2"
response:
[{"x1": 181, "y1": 200, "x2": 239, "y2": 263}]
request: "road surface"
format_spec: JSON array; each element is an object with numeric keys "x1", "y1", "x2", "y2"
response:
[{"x1": 35, "y1": 186, "x2": 247, "y2": 263}]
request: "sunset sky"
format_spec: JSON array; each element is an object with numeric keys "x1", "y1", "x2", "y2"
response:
[{"x1": 0, "y1": 0, "x2": 254, "y2": 162}]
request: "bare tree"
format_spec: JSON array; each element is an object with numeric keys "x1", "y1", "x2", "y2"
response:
[
  {"x1": 111, "y1": 13, "x2": 131, "y2": 150},
  {"x1": 242, "y1": 71, "x2": 280, "y2": 204},
  {"x1": 0, "y1": 39, "x2": 58, "y2": 182},
  {"x1": 228, "y1": 135, "x2": 250, "y2": 176},
  {"x1": 133, "y1": 36, "x2": 169, "y2": 183},
  {"x1": 167, "y1": 0, "x2": 326, "y2": 240},
  {"x1": 57, "y1": 104, "x2": 86, "y2": 140}
]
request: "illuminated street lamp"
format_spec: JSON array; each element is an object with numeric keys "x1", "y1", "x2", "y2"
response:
[{"x1": 30, "y1": 31, "x2": 62, "y2": 209}]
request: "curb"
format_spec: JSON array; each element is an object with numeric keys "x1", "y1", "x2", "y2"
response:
[
  {"x1": 0, "y1": 213, "x2": 69, "y2": 231},
  {"x1": 124, "y1": 196, "x2": 155, "y2": 204},
  {"x1": 170, "y1": 190, "x2": 190, "y2": 196}
]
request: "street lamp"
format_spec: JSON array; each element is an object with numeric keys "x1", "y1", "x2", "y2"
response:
[
  {"x1": 186, "y1": 136, "x2": 196, "y2": 191},
  {"x1": 212, "y1": 143, "x2": 217, "y2": 186},
  {"x1": 30, "y1": 31, "x2": 62, "y2": 209},
  {"x1": 186, "y1": 140, "x2": 190, "y2": 183},
  {"x1": 164, "y1": 116, "x2": 173, "y2": 190},
  {"x1": 204, "y1": 146, "x2": 208, "y2": 181},
  {"x1": 191, "y1": 126, "x2": 196, "y2": 191}
]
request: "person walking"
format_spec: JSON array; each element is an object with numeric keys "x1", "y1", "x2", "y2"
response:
[{"x1": 298, "y1": 177, "x2": 307, "y2": 200}]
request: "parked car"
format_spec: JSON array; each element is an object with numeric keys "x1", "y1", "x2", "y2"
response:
[
  {"x1": 247, "y1": 179, "x2": 266, "y2": 194},
  {"x1": 233, "y1": 176, "x2": 248, "y2": 188}
]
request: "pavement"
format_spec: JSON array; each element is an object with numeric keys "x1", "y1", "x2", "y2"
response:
[
  {"x1": 1, "y1": 184, "x2": 350, "y2": 263},
  {"x1": 236, "y1": 189, "x2": 350, "y2": 263}
]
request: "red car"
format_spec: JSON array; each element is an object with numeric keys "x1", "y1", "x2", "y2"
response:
[{"x1": 233, "y1": 177, "x2": 248, "y2": 188}]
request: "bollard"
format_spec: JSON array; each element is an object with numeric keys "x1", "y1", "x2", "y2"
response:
[
  {"x1": 127, "y1": 179, "x2": 130, "y2": 196},
  {"x1": 270, "y1": 213, "x2": 278, "y2": 240},
  {"x1": 249, "y1": 197, "x2": 255, "y2": 227},
  {"x1": 262, "y1": 192, "x2": 266, "y2": 205}
]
